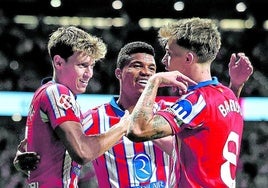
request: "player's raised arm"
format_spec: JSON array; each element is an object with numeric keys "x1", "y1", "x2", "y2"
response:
[
  {"x1": 229, "y1": 52, "x2": 253, "y2": 97},
  {"x1": 126, "y1": 71, "x2": 195, "y2": 142}
]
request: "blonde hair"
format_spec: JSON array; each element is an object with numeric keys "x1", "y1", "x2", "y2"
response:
[
  {"x1": 159, "y1": 17, "x2": 221, "y2": 63},
  {"x1": 48, "y1": 26, "x2": 107, "y2": 61}
]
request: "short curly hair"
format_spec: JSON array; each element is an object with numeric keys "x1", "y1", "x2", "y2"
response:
[
  {"x1": 117, "y1": 41, "x2": 155, "y2": 69},
  {"x1": 48, "y1": 26, "x2": 107, "y2": 61},
  {"x1": 158, "y1": 17, "x2": 221, "y2": 63}
]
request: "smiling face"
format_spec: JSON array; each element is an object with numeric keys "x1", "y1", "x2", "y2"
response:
[
  {"x1": 54, "y1": 51, "x2": 95, "y2": 95},
  {"x1": 116, "y1": 52, "x2": 156, "y2": 98}
]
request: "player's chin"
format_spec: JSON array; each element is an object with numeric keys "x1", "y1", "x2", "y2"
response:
[
  {"x1": 137, "y1": 87, "x2": 145, "y2": 94},
  {"x1": 76, "y1": 87, "x2": 87, "y2": 94}
]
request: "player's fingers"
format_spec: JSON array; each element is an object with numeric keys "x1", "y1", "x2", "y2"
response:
[
  {"x1": 228, "y1": 53, "x2": 236, "y2": 67},
  {"x1": 177, "y1": 74, "x2": 197, "y2": 86},
  {"x1": 174, "y1": 82, "x2": 188, "y2": 94},
  {"x1": 246, "y1": 65, "x2": 254, "y2": 74},
  {"x1": 237, "y1": 52, "x2": 245, "y2": 57}
]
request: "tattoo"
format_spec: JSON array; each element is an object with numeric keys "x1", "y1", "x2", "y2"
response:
[
  {"x1": 128, "y1": 79, "x2": 166, "y2": 142},
  {"x1": 132, "y1": 110, "x2": 149, "y2": 122},
  {"x1": 151, "y1": 115, "x2": 169, "y2": 139}
]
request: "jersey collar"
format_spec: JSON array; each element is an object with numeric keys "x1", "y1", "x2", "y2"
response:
[
  {"x1": 188, "y1": 76, "x2": 219, "y2": 91},
  {"x1": 110, "y1": 97, "x2": 125, "y2": 117}
]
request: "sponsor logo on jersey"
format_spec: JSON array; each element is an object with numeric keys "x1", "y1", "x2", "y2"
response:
[
  {"x1": 133, "y1": 153, "x2": 152, "y2": 182},
  {"x1": 131, "y1": 181, "x2": 166, "y2": 188},
  {"x1": 170, "y1": 95, "x2": 206, "y2": 124},
  {"x1": 57, "y1": 94, "x2": 72, "y2": 110},
  {"x1": 171, "y1": 99, "x2": 192, "y2": 119}
]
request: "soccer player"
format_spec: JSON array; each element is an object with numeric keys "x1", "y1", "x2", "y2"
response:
[
  {"x1": 14, "y1": 39, "x2": 252, "y2": 187},
  {"x1": 13, "y1": 26, "x2": 129, "y2": 188},
  {"x1": 82, "y1": 41, "x2": 178, "y2": 187},
  {"x1": 126, "y1": 18, "x2": 253, "y2": 187}
]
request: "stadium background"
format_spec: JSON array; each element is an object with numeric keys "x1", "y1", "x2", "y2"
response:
[{"x1": 0, "y1": 0, "x2": 267, "y2": 187}]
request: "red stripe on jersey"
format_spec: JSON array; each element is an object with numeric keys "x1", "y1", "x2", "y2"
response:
[
  {"x1": 105, "y1": 104, "x2": 131, "y2": 187},
  {"x1": 154, "y1": 146, "x2": 167, "y2": 183},
  {"x1": 83, "y1": 99, "x2": 172, "y2": 187}
]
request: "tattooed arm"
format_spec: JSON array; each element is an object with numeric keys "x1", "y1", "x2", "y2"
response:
[{"x1": 126, "y1": 71, "x2": 196, "y2": 142}]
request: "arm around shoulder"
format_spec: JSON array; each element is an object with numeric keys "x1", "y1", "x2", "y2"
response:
[{"x1": 55, "y1": 118, "x2": 127, "y2": 165}]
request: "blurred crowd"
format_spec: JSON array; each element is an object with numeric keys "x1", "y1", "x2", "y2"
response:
[
  {"x1": 0, "y1": 15, "x2": 268, "y2": 96},
  {"x1": 0, "y1": 14, "x2": 268, "y2": 187}
]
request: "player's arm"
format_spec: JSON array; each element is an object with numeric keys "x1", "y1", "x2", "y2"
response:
[
  {"x1": 55, "y1": 112, "x2": 128, "y2": 165},
  {"x1": 13, "y1": 139, "x2": 40, "y2": 176},
  {"x1": 126, "y1": 71, "x2": 195, "y2": 142},
  {"x1": 228, "y1": 53, "x2": 253, "y2": 98},
  {"x1": 153, "y1": 136, "x2": 175, "y2": 156}
]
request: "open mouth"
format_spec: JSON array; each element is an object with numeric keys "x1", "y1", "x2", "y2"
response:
[
  {"x1": 137, "y1": 79, "x2": 148, "y2": 86},
  {"x1": 80, "y1": 79, "x2": 88, "y2": 86}
]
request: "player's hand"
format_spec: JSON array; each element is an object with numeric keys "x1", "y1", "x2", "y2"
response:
[
  {"x1": 13, "y1": 151, "x2": 40, "y2": 176},
  {"x1": 229, "y1": 53, "x2": 253, "y2": 87},
  {"x1": 152, "y1": 71, "x2": 197, "y2": 94}
]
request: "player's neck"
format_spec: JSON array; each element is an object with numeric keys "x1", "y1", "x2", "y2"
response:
[{"x1": 117, "y1": 95, "x2": 139, "y2": 113}]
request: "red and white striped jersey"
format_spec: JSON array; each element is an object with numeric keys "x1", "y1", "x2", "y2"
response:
[
  {"x1": 83, "y1": 97, "x2": 178, "y2": 188},
  {"x1": 26, "y1": 80, "x2": 82, "y2": 188}
]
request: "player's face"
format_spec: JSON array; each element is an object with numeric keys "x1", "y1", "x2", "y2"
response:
[
  {"x1": 60, "y1": 51, "x2": 95, "y2": 95},
  {"x1": 119, "y1": 53, "x2": 156, "y2": 97},
  {"x1": 162, "y1": 40, "x2": 188, "y2": 73}
]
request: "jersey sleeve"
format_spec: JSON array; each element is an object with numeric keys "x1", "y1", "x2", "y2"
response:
[
  {"x1": 82, "y1": 109, "x2": 96, "y2": 134},
  {"x1": 156, "y1": 91, "x2": 207, "y2": 134},
  {"x1": 41, "y1": 84, "x2": 81, "y2": 129}
]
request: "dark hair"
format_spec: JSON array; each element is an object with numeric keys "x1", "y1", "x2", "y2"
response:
[{"x1": 116, "y1": 41, "x2": 155, "y2": 69}]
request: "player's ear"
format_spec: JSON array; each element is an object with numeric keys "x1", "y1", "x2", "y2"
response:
[
  {"x1": 53, "y1": 55, "x2": 64, "y2": 68},
  {"x1": 115, "y1": 68, "x2": 122, "y2": 80},
  {"x1": 185, "y1": 52, "x2": 194, "y2": 64}
]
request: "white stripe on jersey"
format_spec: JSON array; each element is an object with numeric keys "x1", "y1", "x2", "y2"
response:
[
  {"x1": 98, "y1": 105, "x2": 121, "y2": 188},
  {"x1": 144, "y1": 141, "x2": 157, "y2": 182},
  {"x1": 63, "y1": 151, "x2": 73, "y2": 188},
  {"x1": 82, "y1": 114, "x2": 94, "y2": 131},
  {"x1": 46, "y1": 85, "x2": 66, "y2": 118},
  {"x1": 124, "y1": 136, "x2": 137, "y2": 186}
]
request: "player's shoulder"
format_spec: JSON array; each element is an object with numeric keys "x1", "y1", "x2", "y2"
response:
[
  {"x1": 44, "y1": 82, "x2": 72, "y2": 96},
  {"x1": 214, "y1": 83, "x2": 237, "y2": 98},
  {"x1": 86, "y1": 102, "x2": 111, "y2": 117},
  {"x1": 91, "y1": 102, "x2": 110, "y2": 111}
]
